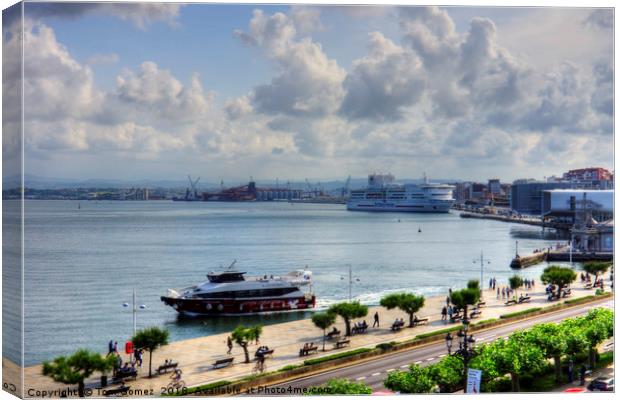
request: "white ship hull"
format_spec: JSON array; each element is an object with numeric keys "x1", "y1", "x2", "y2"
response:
[
  {"x1": 347, "y1": 174, "x2": 455, "y2": 213},
  {"x1": 347, "y1": 200, "x2": 453, "y2": 213}
]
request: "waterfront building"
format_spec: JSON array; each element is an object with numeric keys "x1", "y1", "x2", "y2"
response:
[
  {"x1": 455, "y1": 182, "x2": 472, "y2": 203},
  {"x1": 510, "y1": 180, "x2": 575, "y2": 215},
  {"x1": 488, "y1": 179, "x2": 502, "y2": 195},
  {"x1": 469, "y1": 183, "x2": 487, "y2": 200},
  {"x1": 542, "y1": 189, "x2": 613, "y2": 222},
  {"x1": 562, "y1": 167, "x2": 614, "y2": 189},
  {"x1": 571, "y1": 219, "x2": 614, "y2": 253}
]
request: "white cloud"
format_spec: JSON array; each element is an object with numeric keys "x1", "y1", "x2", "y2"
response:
[
  {"x1": 25, "y1": 3, "x2": 182, "y2": 29},
  {"x1": 116, "y1": 62, "x2": 213, "y2": 122},
  {"x1": 234, "y1": 9, "x2": 346, "y2": 117},
  {"x1": 224, "y1": 95, "x2": 253, "y2": 120},
  {"x1": 340, "y1": 31, "x2": 426, "y2": 121}
]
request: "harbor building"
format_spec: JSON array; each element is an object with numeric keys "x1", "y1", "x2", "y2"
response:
[
  {"x1": 511, "y1": 180, "x2": 582, "y2": 215},
  {"x1": 542, "y1": 189, "x2": 613, "y2": 223},
  {"x1": 562, "y1": 167, "x2": 613, "y2": 186},
  {"x1": 488, "y1": 179, "x2": 502, "y2": 195}
]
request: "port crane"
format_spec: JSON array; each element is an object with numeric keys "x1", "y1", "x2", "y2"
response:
[
  {"x1": 186, "y1": 175, "x2": 201, "y2": 200},
  {"x1": 341, "y1": 175, "x2": 351, "y2": 199}
]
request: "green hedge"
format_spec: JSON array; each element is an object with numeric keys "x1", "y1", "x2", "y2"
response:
[
  {"x1": 415, "y1": 325, "x2": 461, "y2": 340},
  {"x1": 278, "y1": 364, "x2": 301, "y2": 372},
  {"x1": 499, "y1": 307, "x2": 542, "y2": 319},
  {"x1": 303, "y1": 348, "x2": 372, "y2": 366},
  {"x1": 473, "y1": 318, "x2": 498, "y2": 325}
]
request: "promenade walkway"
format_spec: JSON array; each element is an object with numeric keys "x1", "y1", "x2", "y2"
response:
[{"x1": 11, "y1": 274, "x2": 612, "y2": 396}]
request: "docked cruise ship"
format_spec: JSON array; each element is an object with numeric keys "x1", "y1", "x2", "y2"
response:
[
  {"x1": 161, "y1": 262, "x2": 315, "y2": 316},
  {"x1": 347, "y1": 174, "x2": 455, "y2": 213}
]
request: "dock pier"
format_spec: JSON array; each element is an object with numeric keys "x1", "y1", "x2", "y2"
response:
[{"x1": 510, "y1": 246, "x2": 613, "y2": 269}]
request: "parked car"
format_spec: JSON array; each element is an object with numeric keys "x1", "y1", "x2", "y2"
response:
[{"x1": 587, "y1": 376, "x2": 614, "y2": 392}]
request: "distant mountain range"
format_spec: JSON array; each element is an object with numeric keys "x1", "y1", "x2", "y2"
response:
[{"x1": 3, "y1": 174, "x2": 462, "y2": 191}]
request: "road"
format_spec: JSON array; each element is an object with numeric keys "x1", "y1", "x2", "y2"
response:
[{"x1": 262, "y1": 298, "x2": 614, "y2": 392}]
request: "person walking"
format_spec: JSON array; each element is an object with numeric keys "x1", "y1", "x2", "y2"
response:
[
  {"x1": 492, "y1": 277, "x2": 496, "y2": 290},
  {"x1": 579, "y1": 364, "x2": 587, "y2": 386},
  {"x1": 113, "y1": 341, "x2": 118, "y2": 354},
  {"x1": 447, "y1": 306, "x2": 453, "y2": 322},
  {"x1": 568, "y1": 359, "x2": 574, "y2": 383},
  {"x1": 441, "y1": 306, "x2": 447, "y2": 321},
  {"x1": 489, "y1": 278, "x2": 493, "y2": 289},
  {"x1": 226, "y1": 336, "x2": 233, "y2": 355},
  {"x1": 108, "y1": 340, "x2": 114, "y2": 355},
  {"x1": 373, "y1": 311, "x2": 380, "y2": 327},
  {"x1": 496, "y1": 287, "x2": 500, "y2": 299},
  {"x1": 501, "y1": 287, "x2": 505, "y2": 299}
]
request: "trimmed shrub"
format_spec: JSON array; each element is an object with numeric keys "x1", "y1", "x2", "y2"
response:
[
  {"x1": 415, "y1": 326, "x2": 461, "y2": 340},
  {"x1": 499, "y1": 307, "x2": 542, "y2": 319},
  {"x1": 303, "y1": 348, "x2": 372, "y2": 366}
]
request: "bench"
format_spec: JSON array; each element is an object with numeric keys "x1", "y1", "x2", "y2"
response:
[
  {"x1": 517, "y1": 296, "x2": 531, "y2": 304},
  {"x1": 299, "y1": 346, "x2": 318, "y2": 356},
  {"x1": 477, "y1": 301, "x2": 486, "y2": 308},
  {"x1": 255, "y1": 349, "x2": 274, "y2": 359},
  {"x1": 449, "y1": 314, "x2": 462, "y2": 323},
  {"x1": 504, "y1": 299, "x2": 517, "y2": 306},
  {"x1": 562, "y1": 289, "x2": 572, "y2": 298},
  {"x1": 412, "y1": 317, "x2": 429, "y2": 326},
  {"x1": 391, "y1": 322, "x2": 404, "y2": 331},
  {"x1": 326, "y1": 330, "x2": 341, "y2": 339},
  {"x1": 469, "y1": 309, "x2": 482, "y2": 319},
  {"x1": 112, "y1": 370, "x2": 137, "y2": 382},
  {"x1": 335, "y1": 339, "x2": 350, "y2": 349},
  {"x1": 156, "y1": 362, "x2": 178, "y2": 375},
  {"x1": 352, "y1": 326, "x2": 368, "y2": 334},
  {"x1": 212, "y1": 357, "x2": 234, "y2": 369},
  {"x1": 104, "y1": 386, "x2": 130, "y2": 397},
  {"x1": 584, "y1": 283, "x2": 593, "y2": 289}
]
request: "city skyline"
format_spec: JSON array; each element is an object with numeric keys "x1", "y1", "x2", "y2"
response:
[{"x1": 2, "y1": 2, "x2": 614, "y2": 182}]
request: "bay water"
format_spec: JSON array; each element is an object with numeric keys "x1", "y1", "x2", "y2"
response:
[{"x1": 17, "y1": 200, "x2": 569, "y2": 365}]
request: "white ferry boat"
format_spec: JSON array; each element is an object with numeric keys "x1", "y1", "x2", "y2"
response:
[
  {"x1": 347, "y1": 174, "x2": 455, "y2": 213},
  {"x1": 161, "y1": 262, "x2": 315, "y2": 316}
]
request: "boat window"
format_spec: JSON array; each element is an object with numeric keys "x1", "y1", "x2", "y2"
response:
[{"x1": 207, "y1": 272, "x2": 246, "y2": 283}]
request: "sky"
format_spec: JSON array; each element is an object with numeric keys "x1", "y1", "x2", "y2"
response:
[{"x1": 2, "y1": 1, "x2": 614, "y2": 183}]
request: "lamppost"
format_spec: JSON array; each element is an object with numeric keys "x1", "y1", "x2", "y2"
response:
[
  {"x1": 122, "y1": 288, "x2": 147, "y2": 338},
  {"x1": 341, "y1": 264, "x2": 361, "y2": 302},
  {"x1": 472, "y1": 251, "x2": 491, "y2": 299},
  {"x1": 445, "y1": 318, "x2": 477, "y2": 393}
]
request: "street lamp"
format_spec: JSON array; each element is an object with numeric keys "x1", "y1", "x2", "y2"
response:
[
  {"x1": 473, "y1": 251, "x2": 491, "y2": 299},
  {"x1": 444, "y1": 319, "x2": 476, "y2": 393},
  {"x1": 122, "y1": 288, "x2": 147, "y2": 338},
  {"x1": 341, "y1": 264, "x2": 361, "y2": 302}
]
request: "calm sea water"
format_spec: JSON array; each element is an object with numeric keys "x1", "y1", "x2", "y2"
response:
[{"x1": 18, "y1": 200, "x2": 570, "y2": 365}]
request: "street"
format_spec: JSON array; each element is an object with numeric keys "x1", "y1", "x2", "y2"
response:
[{"x1": 264, "y1": 298, "x2": 614, "y2": 392}]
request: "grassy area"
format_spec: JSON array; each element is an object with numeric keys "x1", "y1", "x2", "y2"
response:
[
  {"x1": 414, "y1": 325, "x2": 461, "y2": 340},
  {"x1": 499, "y1": 307, "x2": 542, "y2": 319},
  {"x1": 473, "y1": 318, "x2": 498, "y2": 325},
  {"x1": 303, "y1": 348, "x2": 372, "y2": 366}
]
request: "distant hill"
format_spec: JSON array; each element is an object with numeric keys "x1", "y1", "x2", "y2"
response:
[{"x1": 3, "y1": 174, "x2": 462, "y2": 191}]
